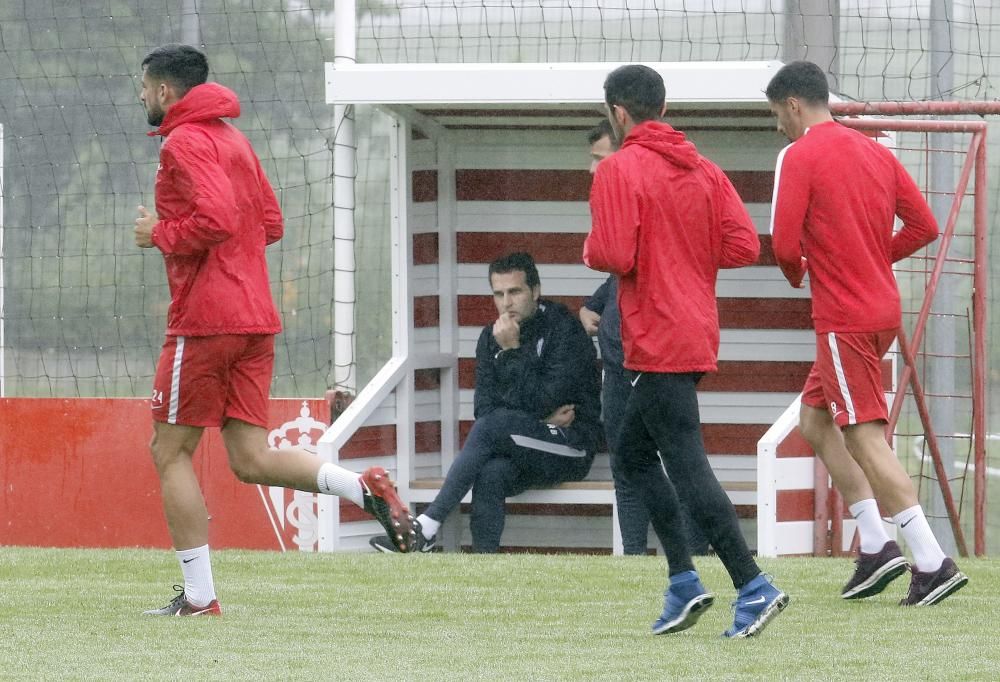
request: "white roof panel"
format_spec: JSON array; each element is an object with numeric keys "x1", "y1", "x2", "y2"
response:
[{"x1": 325, "y1": 61, "x2": 784, "y2": 107}]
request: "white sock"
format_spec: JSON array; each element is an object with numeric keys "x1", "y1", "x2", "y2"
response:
[
  {"x1": 317, "y1": 463, "x2": 364, "y2": 507},
  {"x1": 892, "y1": 505, "x2": 946, "y2": 572},
  {"x1": 849, "y1": 498, "x2": 892, "y2": 554},
  {"x1": 416, "y1": 514, "x2": 440, "y2": 539},
  {"x1": 176, "y1": 544, "x2": 217, "y2": 607}
]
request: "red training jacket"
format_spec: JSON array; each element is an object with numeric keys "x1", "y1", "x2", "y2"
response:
[
  {"x1": 584, "y1": 120, "x2": 760, "y2": 373},
  {"x1": 149, "y1": 82, "x2": 283, "y2": 337},
  {"x1": 770, "y1": 121, "x2": 939, "y2": 333}
]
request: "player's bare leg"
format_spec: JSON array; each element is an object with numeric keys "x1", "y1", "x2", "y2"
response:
[
  {"x1": 222, "y1": 419, "x2": 416, "y2": 551},
  {"x1": 221, "y1": 418, "x2": 325, "y2": 490},
  {"x1": 799, "y1": 404, "x2": 874, "y2": 506},
  {"x1": 144, "y1": 422, "x2": 222, "y2": 615},
  {"x1": 841, "y1": 421, "x2": 917, "y2": 514},
  {"x1": 150, "y1": 422, "x2": 208, "y2": 549},
  {"x1": 799, "y1": 405, "x2": 907, "y2": 598},
  {"x1": 841, "y1": 420, "x2": 964, "y2": 603}
]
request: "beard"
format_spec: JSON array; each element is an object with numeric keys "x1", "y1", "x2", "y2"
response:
[{"x1": 145, "y1": 104, "x2": 164, "y2": 127}]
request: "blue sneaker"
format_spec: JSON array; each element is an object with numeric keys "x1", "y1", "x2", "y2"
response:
[
  {"x1": 652, "y1": 571, "x2": 715, "y2": 635},
  {"x1": 724, "y1": 573, "x2": 789, "y2": 639}
]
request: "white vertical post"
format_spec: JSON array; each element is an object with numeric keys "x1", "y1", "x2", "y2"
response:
[
  {"x1": 181, "y1": 0, "x2": 200, "y2": 45},
  {"x1": 333, "y1": 0, "x2": 358, "y2": 394},
  {"x1": 0, "y1": 123, "x2": 5, "y2": 397},
  {"x1": 436, "y1": 139, "x2": 459, "y2": 474},
  {"x1": 391, "y1": 116, "x2": 415, "y2": 498},
  {"x1": 316, "y1": 0, "x2": 358, "y2": 552}
]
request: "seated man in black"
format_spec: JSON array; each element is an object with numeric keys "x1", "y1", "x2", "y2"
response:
[{"x1": 371, "y1": 252, "x2": 601, "y2": 552}]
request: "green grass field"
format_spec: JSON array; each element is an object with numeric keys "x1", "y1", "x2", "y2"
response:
[{"x1": 1, "y1": 548, "x2": 996, "y2": 681}]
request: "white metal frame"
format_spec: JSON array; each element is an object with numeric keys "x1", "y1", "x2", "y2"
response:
[{"x1": 325, "y1": 61, "x2": 785, "y2": 106}]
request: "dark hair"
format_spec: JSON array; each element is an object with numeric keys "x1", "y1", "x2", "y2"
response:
[
  {"x1": 765, "y1": 61, "x2": 829, "y2": 105},
  {"x1": 488, "y1": 252, "x2": 540, "y2": 290},
  {"x1": 603, "y1": 64, "x2": 665, "y2": 123},
  {"x1": 141, "y1": 44, "x2": 209, "y2": 95},
  {"x1": 587, "y1": 118, "x2": 615, "y2": 145}
]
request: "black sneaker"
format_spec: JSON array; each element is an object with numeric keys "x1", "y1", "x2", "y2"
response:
[
  {"x1": 370, "y1": 519, "x2": 437, "y2": 553},
  {"x1": 143, "y1": 585, "x2": 222, "y2": 616},
  {"x1": 841, "y1": 540, "x2": 910, "y2": 599},
  {"x1": 899, "y1": 557, "x2": 969, "y2": 606},
  {"x1": 360, "y1": 466, "x2": 417, "y2": 553}
]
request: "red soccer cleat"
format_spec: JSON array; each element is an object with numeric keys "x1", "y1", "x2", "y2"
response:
[{"x1": 360, "y1": 466, "x2": 416, "y2": 552}]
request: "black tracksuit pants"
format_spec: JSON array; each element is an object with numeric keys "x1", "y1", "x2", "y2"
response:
[
  {"x1": 425, "y1": 408, "x2": 596, "y2": 552},
  {"x1": 617, "y1": 371, "x2": 760, "y2": 589}
]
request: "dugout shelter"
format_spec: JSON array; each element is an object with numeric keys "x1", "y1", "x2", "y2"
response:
[{"x1": 317, "y1": 61, "x2": 824, "y2": 555}]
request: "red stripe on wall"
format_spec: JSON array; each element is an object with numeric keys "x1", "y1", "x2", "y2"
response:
[
  {"x1": 459, "y1": 295, "x2": 813, "y2": 330},
  {"x1": 777, "y1": 430, "x2": 813, "y2": 458},
  {"x1": 413, "y1": 232, "x2": 439, "y2": 265},
  {"x1": 340, "y1": 425, "x2": 396, "y2": 459},
  {"x1": 454, "y1": 232, "x2": 774, "y2": 266},
  {"x1": 757, "y1": 235, "x2": 775, "y2": 266},
  {"x1": 414, "y1": 295, "x2": 440, "y2": 328},
  {"x1": 458, "y1": 295, "x2": 585, "y2": 327},
  {"x1": 702, "y1": 423, "x2": 770, "y2": 454},
  {"x1": 699, "y1": 361, "x2": 811, "y2": 393},
  {"x1": 454, "y1": 169, "x2": 773, "y2": 203},
  {"x1": 727, "y1": 170, "x2": 775, "y2": 203},
  {"x1": 457, "y1": 169, "x2": 592, "y2": 202},
  {"x1": 717, "y1": 297, "x2": 812, "y2": 330},
  {"x1": 458, "y1": 232, "x2": 586, "y2": 264},
  {"x1": 777, "y1": 489, "x2": 815, "y2": 522},
  {"x1": 413, "y1": 169, "x2": 438, "y2": 203},
  {"x1": 457, "y1": 358, "x2": 808, "y2": 393},
  {"x1": 341, "y1": 421, "x2": 443, "y2": 459}
]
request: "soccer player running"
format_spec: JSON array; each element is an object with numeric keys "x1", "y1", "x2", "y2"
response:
[
  {"x1": 766, "y1": 60, "x2": 968, "y2": 606},
  {"x1": 134, "y1": 44, "x2": 417, "y2": 616},
  {"x1": 580, "y1": 120, "x2": 709, "y2": 557},
  {"x1": 585, "y1": 64, "x2": 789, "y2": 638}
]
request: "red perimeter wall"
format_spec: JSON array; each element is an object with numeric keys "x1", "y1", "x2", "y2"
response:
[{"x1": 0, "y1": 397, "x2": 329, "y2": 550}]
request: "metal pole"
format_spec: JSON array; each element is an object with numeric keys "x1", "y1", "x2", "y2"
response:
[
  {"x1": 181, "y1": 0, "x2": 200, "y2": 45},
  {"x1": 782, "y1": 0, "x2": 840, "y2": 88},
  {"x1": 333, "y1": 0, "x2": 358, "y2": 395},
  {"x1": 972, "y1": 130, "x2": 988, "y2": 555},
  {"x1": 832, "y1": 101, "x2": 1000, "y2": 116},
  {"x1": 927, "y1": 0, "x2": 958, "y2": 553}
]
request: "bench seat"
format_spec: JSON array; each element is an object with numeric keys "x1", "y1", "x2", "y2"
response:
[{"x1": 407, "y1": 477, "x2": 757, "y2": 555}]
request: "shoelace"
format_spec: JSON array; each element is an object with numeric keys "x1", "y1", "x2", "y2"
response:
[{"x1": 165, "y1": 584, "x2": 187, "y2": 609}]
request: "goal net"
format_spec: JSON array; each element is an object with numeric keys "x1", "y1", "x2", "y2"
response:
[{"x1": 1, "y1": 1, "x2": 997, "y2": 547}]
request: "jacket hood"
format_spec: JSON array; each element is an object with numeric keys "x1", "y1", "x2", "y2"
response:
[
  {"x1": 621, "y1": 120, "x2": 699, "y2": 169},
  {"x1": 150, "y1": 82, "x2": 241, "y2": 137}
]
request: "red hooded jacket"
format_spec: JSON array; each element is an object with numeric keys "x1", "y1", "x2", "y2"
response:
[
  {"x1": 149, "y1": 82, "x2": 283, "y2": 337},
  {"x1": 584, "y1": 121, "x2": 759, "y2": 373}
]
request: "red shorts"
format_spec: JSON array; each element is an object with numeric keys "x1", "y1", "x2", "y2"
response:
[
  {"x1": 151, "y1": 334, "x2": 274, "y2": 428},
  {"x1": 801, "y1": 329, "x2": 896, "y2": 427}
]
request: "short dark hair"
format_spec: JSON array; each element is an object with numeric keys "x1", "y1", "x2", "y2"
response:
[
  {"x1": 488, "y1": 252, "x2": 540, "y2": 290},
  {"x1": 765, "y1": 61, "x2": 829, "y2": 105},
  {"x1": 604, "y1": 64, "x2": 665, "y2": 123},
  {"x1": 587, "y1": 118, "x2": 615, "y2": 146},
  {"x1": 142, "y1": 44, "x2": 209, "y2": 95}
]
